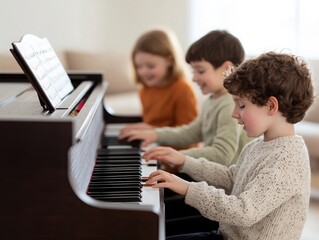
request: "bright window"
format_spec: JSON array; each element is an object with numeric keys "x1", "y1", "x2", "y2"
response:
[{"x1": 189, "y1": 0, "x2": 319, "y2": 59}]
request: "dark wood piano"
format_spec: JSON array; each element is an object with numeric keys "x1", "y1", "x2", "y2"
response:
[{"x1": 0, "y1": 72, "x2": 165, "y2": 240}]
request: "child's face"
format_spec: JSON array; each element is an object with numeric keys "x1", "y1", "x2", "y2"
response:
[
  {"x1": 134, "y1": 51, "x2": 172, "y2": 87},
  {"x1": 231, "y1": 95, "x2": 270, "y2": 138},
  {"x1": 190, "y1": 60, "x2": 226, "y2": 96}
]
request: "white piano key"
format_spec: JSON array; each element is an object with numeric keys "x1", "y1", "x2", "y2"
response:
[
  {"x1": 141, "y1": 162, "x2": 158, "y2": 178},
  {"x1": 140, "y1": 185, "x2": 160, "y2": 209}
]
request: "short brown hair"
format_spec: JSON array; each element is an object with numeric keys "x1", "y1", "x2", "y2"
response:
[
  {"x1": 185, "y1": 30, "x2": 245, "y2": 68},
  {"x1": 224, "y1": 52, "x2": 314, "y2": 123},
  {"x1": 131, "y1": 28, "x2": 186, "y2": 84}
]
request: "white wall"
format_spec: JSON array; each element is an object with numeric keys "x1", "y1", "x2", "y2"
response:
[
  {"x1": 0, "y1": 0, "x2": 191, "y2": 54},
  {"x1": 1, "y1": 0, "x2": 317, "y2": 95}
]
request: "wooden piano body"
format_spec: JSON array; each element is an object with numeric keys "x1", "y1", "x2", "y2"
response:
[{"x1": 0, "y1": 73, "x2": 165, "y2": 240}]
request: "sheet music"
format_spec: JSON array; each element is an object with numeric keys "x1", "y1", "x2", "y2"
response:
[{"x1": 12, "y1": 34, "x2": 74, "y2": 109}]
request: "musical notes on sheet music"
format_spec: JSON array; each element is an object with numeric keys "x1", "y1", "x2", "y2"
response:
[{"x1": 11, "y1": 34, "x2": 74, "y2": 110}]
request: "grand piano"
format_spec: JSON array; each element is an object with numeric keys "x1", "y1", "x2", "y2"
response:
[{"x1": 0, "y1": 72, "x2": 165, "y2": 239}]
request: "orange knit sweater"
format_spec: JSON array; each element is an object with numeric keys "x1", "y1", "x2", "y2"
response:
[{"x1": 140, "y1": 77, "x2": 198, "y2": 127}]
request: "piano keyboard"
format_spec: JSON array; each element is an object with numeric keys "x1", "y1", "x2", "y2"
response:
[{"x1": 87, "y1": 124, "x2": 159, "y2": 205}]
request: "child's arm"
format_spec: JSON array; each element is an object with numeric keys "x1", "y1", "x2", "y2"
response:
[
  {"x1": 120, "y1": 122, "x2": 154, "y2": 131},
  {"x1": 181, "y1": 156, "x2": 235, "y2": 193},
  {"x1": 156, "y1": 116, "x2": 203, "y2": 146},
  {"x1": 143, "y1": 146, "x2": 237, "y2": 192},
  {"x1": 180, "y1": 105, "x2": 244, "y2": 166},
  {"x1": 183, "y1": 148, "x2": 309, "y2": 227}
]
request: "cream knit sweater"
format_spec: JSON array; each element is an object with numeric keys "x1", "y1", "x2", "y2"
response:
[{"x1": 181, "y1": 136, "x2": 310, "y2": 240}]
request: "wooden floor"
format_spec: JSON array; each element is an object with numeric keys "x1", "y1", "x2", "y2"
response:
[{"x1": 301, "y1": 170, "x2": 319, "y2": 240}]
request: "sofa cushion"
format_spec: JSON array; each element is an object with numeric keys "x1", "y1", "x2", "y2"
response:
[
  {"x1": 0, "y1": 53, "x2": 22, "y2": 71},
  {"x1": 305, "y1": 60, "x2": 319, "y2": 122},
  {"x1": 65, "y1": 51, "x2": 137, "y2": 94},
  {"x1": 304, "y1": 97, "x2": 319, "y2": 122},
  {"x1": 104, "y1": 91, "x2": 142, "y2": 116},
  {"x1": 295, "y1": 121, "x2": 319, "y2": 159}
]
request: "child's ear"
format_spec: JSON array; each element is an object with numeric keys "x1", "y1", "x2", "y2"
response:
[
  {"x1": 267, "y1": 96, "x2": 279, "y2": 115},
  {"x1": 166, "y1": 55, "x2": 174, "y2": 67},
  {"x1": 223, "y1": 60, "x2": 233, "y2": 71},
  {"x1": 222, "y1": 61, "x2": 234, "y2": 78}
]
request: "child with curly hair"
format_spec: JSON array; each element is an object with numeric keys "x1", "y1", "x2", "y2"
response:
[{"x1": 144, "y1": 52, "x2": 314, "y2": 240}]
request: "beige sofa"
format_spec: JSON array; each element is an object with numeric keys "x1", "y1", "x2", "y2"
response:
[
  {"x1": 64, "y1": 51, "x2": 143, "y2": 116},
  {"x1": 1, "y1": 51, "x2": 319, "y2": 187}
]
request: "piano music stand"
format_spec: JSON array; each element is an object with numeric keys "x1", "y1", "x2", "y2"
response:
[{"x1": 10, "y1": 34, "x2": 74, "y2": 112}]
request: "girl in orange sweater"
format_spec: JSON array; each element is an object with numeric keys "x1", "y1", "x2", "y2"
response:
[{"x1": 121, "y1": 28, "x2": 198, "y2": 131}]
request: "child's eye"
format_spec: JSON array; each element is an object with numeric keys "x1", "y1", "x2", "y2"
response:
[
  {"x1": 239, "y1": 104, "x2": 245, "y2": 109},
  {"x1": 147, "y1": 64, "x2": 155, "y2": 69},
  {"x1": 192, "y1": 69, "x2": 204, "y2": 75}
]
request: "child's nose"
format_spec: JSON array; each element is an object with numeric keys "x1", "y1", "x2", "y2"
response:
[
  {"x1": 231, "y1": 109, "x2": 239, "y2": 119},
  {"x1": 192, "y1": 75, "x2": 199, "y2": 82}
]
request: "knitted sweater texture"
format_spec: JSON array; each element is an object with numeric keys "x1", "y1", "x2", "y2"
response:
[
  {"x1": 181, "y1": 136, "x2": 311, "y2": 240},
  {"x1": 157, "y1": 94, "x2": 250, "y2": 166}
]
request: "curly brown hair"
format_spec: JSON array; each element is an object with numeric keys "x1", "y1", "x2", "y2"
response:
[{"x1": 224, "y1": 52, "x2": 314, "y2": 124}]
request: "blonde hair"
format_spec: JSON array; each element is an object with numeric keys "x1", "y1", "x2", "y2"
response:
[{"x1": 131, "y1": 27, "x2": 187, "y2": 84}]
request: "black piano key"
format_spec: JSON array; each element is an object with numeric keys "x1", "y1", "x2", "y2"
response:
[
  {"x1": 92, "y1": 174, "x2": 141, "y2": 181},
  {"x1": 93, "y1": 165, "x2": 141, "y2": 170},
  {"x1": 95, "y1": 159, "x2": 141, "y2": 164},
  {"x1": 89, "y1": 193, "x2": 141, "y2": 202},
  {"x1": 90, "y1": 178, "x2": 140, "y2": 184},
  {"x1": 92, "y1": 170, "x2": 141, "y2": 175},
  {"x1": 98, "y1": 148, "x2": 141, "y2": 156},
  {"x1": 87, "y1": 138, "x2": 145, "y2": 203},
  {"x1": 94, "y1": 167, "x2": 141, "y2": 172},
  {"x1": 93, "y1": 167, "x2": 140, "y2": 172},
  {"x1": 95, "y1": 160, "x2": 141, "y2": 165},
  {"x1": 88, "y1": 190, "x2": 141, "y2": 195},
  {"x1": 93, "y1": 167, "x2": 141, "y2": 171},
  {"x1": 91, "y1": 170, "x2": 142, "y2": 179},
  {"x1": 91, "y1": 174, "x2": 141, "y2": 180},
  {"x1": 94, "y1": 162, "x2": 141, "y2": 167},
  {"x1": 89, "y1": 180, "x2": 141, "y2": 186},
  {"x1": 88, "y1": 184, "x2": 141, "y2": 189},
  {"x1": 88, "y1": 185, "x2": 141, "y2": 192},
  {"x1": 95, "y1": 198, "x2": 141, "y2": 202},
  {"x1": 92, "y1": 173, "x2": 141, "y2": 178},
  {"x1": 96, "y1": 155, "x2": 141, "y2": 160},
  {"x1": 95, "y1": 162, "x2": 141, "y2": 166},
  {"x1": 91, "y1": 180, "x2": 141, "y2": 185},
  {"x1": 88, "y1": 193, "x2": 141, "y2": 200},
  {"x1": 88, "y1": 191, "x2": 141, "y2": 197},
  {"x1": 103, "y1": 136, "x2": 141, "y2": 148},
  {"x1": 92, "y1": 197, "x2": 141, "y2": 202}
]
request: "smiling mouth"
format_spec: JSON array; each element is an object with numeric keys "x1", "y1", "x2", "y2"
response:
[
  {"x1": 144, "y1": 76, "x2": 153, "y2": 81},
  {"x1": 237, "y1": 121, "x2": 244, "y2": 126},
  {"x1": 143, "y1": 77, "x2": 155, "y2": 83},
  {"x1": 197, "y1": 83, "x2": 205, "y2": 89}
]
